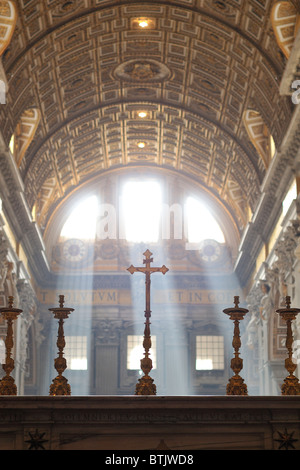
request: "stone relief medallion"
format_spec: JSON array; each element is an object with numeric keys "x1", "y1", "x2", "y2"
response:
[
  {"x1": 126, "y1": 87, "x2": 157, "y2": 99},
  {"x1": 205, "y1": 0, "x2": 237, "y2": 18},
  {"x1": 52, "y1": 239, "x2": 94, "y2": 267},
  {"x1": 113, "y1": 59, "x2": 171, "y2": 83},
  {"x1": 50, "y1": 0, "x2": 85, "y2": 19},
  {"x1": 95, "y1": 239, "x2": 119, "y2": 260}
]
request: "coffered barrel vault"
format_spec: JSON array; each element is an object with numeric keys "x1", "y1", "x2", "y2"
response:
[
  {"x1": 0, "y1": 0, "x2": 300, "y2": 402},
  {"x1": 0, "y1": 0, "x2": 293, "y2": 247}
]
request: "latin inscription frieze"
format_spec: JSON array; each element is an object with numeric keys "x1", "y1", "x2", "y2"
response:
[
  {"x1": 37, "y1": 288, "x2": 239, "y2": 306},
  {"x1": 0, "y1": 412, "x2": 23, "y2": 422},
  {"x1": 54, "y1": 409, "x2": 271, "y2": 424}
]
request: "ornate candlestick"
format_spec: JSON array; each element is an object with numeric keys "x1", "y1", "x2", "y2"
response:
[
  {"x1": 49, "y1": 295, "x2": 74, "y2": 396},
  {"x1": 137, "y1": 308, "x2": 156, "y2": 396},
  {"x1": 223, "y1": 296, "x2": 248, "y2": 396},
  {"x1": 128, "y1": 249, "x2": 168, "y2": 395},
  {"x1": 0, "y1": 296, "x2": 22, "y2": 395},
  {"x1": 276, "y1": 296, "x2": 300, "y2": 395}
]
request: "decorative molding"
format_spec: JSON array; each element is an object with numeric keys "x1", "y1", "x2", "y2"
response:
[{"x1": 0, "y1": 396, "x2": 298, "y2": 449}]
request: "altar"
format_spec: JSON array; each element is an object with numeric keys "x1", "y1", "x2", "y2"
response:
[
  {"x1": 0, "y1": 253, "x2": 300, "y2": 451},
  {"x1": 0, "y1": 395, "x2": 299, "y2": 450}
]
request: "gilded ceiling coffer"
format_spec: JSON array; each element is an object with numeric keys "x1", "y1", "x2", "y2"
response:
[
  {"x1": 0, "y1": 296, "x2": 22, "y2": 395},
  {"x1": 276, "y1": 296, "x2": 300, "y2": 396},
  {"x1": 223, "y1": 296, "x2": 248, "y2": 396},
  {"x1": 127, "y1": 250, "x2": 168, "y2": 395},
  {"x1": 49, "y1": 295, "x2": 74, "y2": 396}
]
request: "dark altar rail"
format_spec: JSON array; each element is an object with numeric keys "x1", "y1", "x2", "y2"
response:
[{"x1": 0, "y1": 395, "x2": 299, "y2": 450}]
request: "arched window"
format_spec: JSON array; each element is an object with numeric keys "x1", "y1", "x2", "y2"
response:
[
  {"x1": 60, "y1": 195, "x2": 98, "y2": 240},
  {"x1": 185, "y1": 197, "x2": 225, "y2": 244},
  {"x1": 58, "y1": 181, "x2": 225, "y2": 247},
  {"x1": 9, "y1": 108, "x2": 41, "y2": 167},
  {"x1": 243, "y1": 110, "x2": 276, "y2": 169}
]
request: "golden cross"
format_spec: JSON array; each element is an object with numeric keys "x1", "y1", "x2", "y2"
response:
[
  {"x1": 127, "y1": 249, "x2": 168, "y2": 395},
  {"x1": 127, "y1": 249, "x2": 168, "y2": 314}
]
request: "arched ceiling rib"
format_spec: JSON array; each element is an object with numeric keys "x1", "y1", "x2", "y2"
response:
[{"x1": 0, "y1": 0, "x2": 293, "y2": 236}]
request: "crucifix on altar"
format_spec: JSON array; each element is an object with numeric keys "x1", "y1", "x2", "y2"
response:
[{"x1": 127, "y1": 249, "x2": 169, "y2": 395}]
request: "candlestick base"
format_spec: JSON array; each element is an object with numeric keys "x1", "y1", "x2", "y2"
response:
[
  {"x1": 281, "y1": 375, "x2": 300, "y2": 396},
  {"x1": 0, "y1": 375, "x2": 17, "y2": 395},
  {"x1": 276, "y1": 296, "x2": 300, "y2": 396},
  {"x1": 49, "y1": 375, "x2": 71, "y2": 396},
  {"x1": 226, "y1": 375, "x2": 248, "y2": 396},
  {"x1": 135, "y1": 375, "x2": 156, "y2": 396}
]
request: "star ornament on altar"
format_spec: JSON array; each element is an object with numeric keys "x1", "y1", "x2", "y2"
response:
[
  {"x1": 25, "y1": 429, "x2": 48, "y2": 450},
  {"x1": 274, "y1": 428, "x2": 298, "y2": 450}
]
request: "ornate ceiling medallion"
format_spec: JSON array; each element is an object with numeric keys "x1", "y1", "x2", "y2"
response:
[{"x1": 113, "y1": 59, "x2": 171, "y2": 83}]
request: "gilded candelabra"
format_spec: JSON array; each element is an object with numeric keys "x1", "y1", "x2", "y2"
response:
[
  {"x1": 0, "y1": 296, "x2": 22, "y2": 395},
  {"x1": 223, "y1": 296, "x2": 248, "y2": 396},
  {"x1": 276, "y1": 296, "x2": 300, "y2": 395},
  {"x1": 49, "y1": 295, "x2": 74, "y2": 396},
  {"x1": 127, "y1": 249, "x2": 168, "y2": 395}
]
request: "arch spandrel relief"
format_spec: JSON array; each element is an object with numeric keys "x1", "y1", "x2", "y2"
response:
[
  {"x1": 10, "y1": 108, "x2": 41, "y2": 168},
  {"x1": 271, "y1": 1, "x2": 299, "y2": 59},
  {"x1": 0, "y1": 1, "x2": 17, "y2": 57}
]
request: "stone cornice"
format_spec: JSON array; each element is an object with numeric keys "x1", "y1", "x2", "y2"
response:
[
  {"x1": 0, "y1": 132, "x2": 49, "y2": 282},
  {"x1": 236, "y1": 24, "x2": 300, "y2": 285},
  {"x1": 235, "y1": 104, "x2": 300, "y2": 286},
  {"x1": 280, "y1": 28, "x2": 300, "y2": 96},
  {"x1": 0, "y1": 396, "x2": 299, "y2": 450}
]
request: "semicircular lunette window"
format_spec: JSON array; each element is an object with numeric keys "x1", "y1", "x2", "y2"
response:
[
  {"x1": 60, "y1": 195, "x2": 98, "y2": 241},
  {"x1": 58, "y1": 185, "x2": 226, "y2": 248},
  {"x1": 185, "y1": 196, "x2": 225, "y2": 247},
  {"x1": 121, "y1": 180, "x2": 162, "y2": 243}
]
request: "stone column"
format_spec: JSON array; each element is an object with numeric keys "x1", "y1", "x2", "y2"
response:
[
  {"x1": 163, "y1": 322, "x2": 190, "y2": 395},
  {"x1": 94, "y1": 318, "x2": 122, "y2": 394},
  {"x1": 292, "y1": 222, "x2": 300, "y2": 378},
  {"x1": 16, "y1": 280, "x2": 37, "y2": 395},
  {"x1": 245, "y1": 282, "x2": 263, "y2": 394}
]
